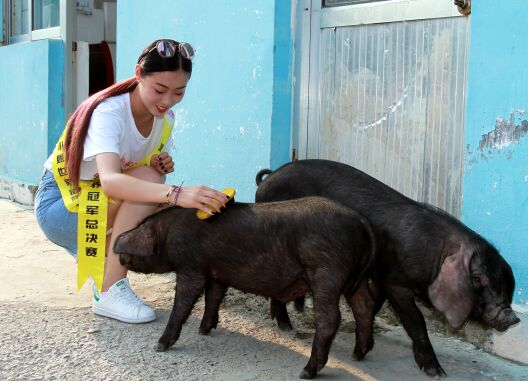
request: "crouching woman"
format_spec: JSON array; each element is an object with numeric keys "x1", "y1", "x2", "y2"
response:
[{"x1": 34, "y1": 39, "x2": 227, "y2": 324}]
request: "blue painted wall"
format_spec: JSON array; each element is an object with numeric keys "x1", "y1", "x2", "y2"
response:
[
  {"x1": 0, "y1": 39, "x2": 65, "y2": 185},
  {"x1": 271, "y1": 0, "x2": 293, "y2": 168},
  {"x1": 117, "y1": 0, "x2": 292, "y2": 202},
  {"x1": 463, "y1": 2, "x2": 528, "y2": 305}
]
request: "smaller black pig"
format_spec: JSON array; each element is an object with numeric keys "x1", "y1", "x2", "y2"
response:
[
  {"x1": 255, "y1": 159, "x2": 520, "y2": 377},
  {"x1": 114, "y1": 197, "x2": 375, "y2": 379}
]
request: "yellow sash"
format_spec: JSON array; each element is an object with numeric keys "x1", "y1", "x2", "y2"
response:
[{"x1": 52, "y1": 117, "x2": 174, "y2": 292}]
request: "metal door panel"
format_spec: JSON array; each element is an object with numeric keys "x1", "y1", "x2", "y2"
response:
[{"x1": 299, "y1": 0, "x2": 469, "y2": 216}]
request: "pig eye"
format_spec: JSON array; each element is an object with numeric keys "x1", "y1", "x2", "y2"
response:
[{"x1": 471, "y1": 275, "x2": 482, "y2": 288}]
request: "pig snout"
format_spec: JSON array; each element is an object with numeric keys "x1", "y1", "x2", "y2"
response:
[
  {"x1": 490, "y1": 308, "x2": 520, "y2": 332},
  {"x1": 483, "y1": 306, "x2": 520, "y2": 332},
  {"x1": 119, "y1": 254, "x2": 133, "y2": 268}
]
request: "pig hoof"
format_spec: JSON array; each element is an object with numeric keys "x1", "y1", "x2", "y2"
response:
[
  {"x1": 299, "y1": 368, "x2": 315, "y2": 379},
  {"x1": 277, "y1": 321, "x2": 293, "y2": 331},
  {"x1": 423, "y1": 365, "x2": 446, "y2": 378},
  {"x1": 156, "y1": 340, "x2": 174, "y2": 352},
  {"x1": 352, "y1": 337, "x2": 374, "y2": 360},
  {"x1": 199, "y1": 318, "x2": 218, "y2": 335},
  {"x1": 352, "y1": 349, "x2": 366, "y2": 361}
]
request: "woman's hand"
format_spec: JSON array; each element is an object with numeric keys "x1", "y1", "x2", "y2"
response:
[
  {"x1": 175, "y1": 186, "x2": 229, "y2": 215},
  {"x1": 150, "y1": 152, "x2": 174, "y2": 175}
]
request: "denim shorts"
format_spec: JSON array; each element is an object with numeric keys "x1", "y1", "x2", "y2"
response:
[{"x1": 34, "y1": 169, "x2": 78, "y2": 258}]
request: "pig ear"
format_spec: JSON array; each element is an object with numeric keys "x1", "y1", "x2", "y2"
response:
[
  {"x1": 113, "y1": 224, "x2": 157, "y2": 257},
  {"x1": 427, "y1": 240, "x2": 473, "y2": 328}
]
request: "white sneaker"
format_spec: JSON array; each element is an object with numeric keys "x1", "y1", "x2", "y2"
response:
[{"x1": 92, "y1": 278, "x2": 156, "y2": 323}]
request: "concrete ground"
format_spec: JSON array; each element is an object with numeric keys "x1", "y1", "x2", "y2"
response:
[{"x1": 1, "y1": 198, "x2": 527, "y2": 381}]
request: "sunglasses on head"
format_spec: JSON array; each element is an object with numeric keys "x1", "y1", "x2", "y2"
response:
[{"x1": 148, "y1": 40, "x2": 195, "y2": 60}]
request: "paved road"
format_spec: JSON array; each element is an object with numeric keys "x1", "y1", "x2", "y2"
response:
[{"x1": 1, "y1": 199, "x2": 527, "y2": 380}]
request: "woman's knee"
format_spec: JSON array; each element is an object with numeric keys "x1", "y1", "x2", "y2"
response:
[{"x1": 124, "y1": 165, "x2": 165, "y2": 184}]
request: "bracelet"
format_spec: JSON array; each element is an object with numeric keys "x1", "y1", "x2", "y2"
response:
[
  {"x1": 165, "y1": 185, "x2": 177, "y2": 205},
  {"x1": 165, "y1": 182, "x2": 183, "y2": 206}
]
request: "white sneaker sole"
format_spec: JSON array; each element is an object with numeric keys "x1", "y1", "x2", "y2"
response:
[{"x1": 92, "y1": 305, "x2": 156, "y2": 324}]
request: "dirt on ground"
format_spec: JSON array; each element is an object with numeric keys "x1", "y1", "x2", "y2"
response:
[{"x1": 1, "y1": 199, "x2": 527, "y2": 381}]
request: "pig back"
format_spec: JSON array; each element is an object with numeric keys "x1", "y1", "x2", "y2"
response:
[
  {"x1": 163, "y1": 197, "x2": 375, "y2": 298},
  {"x1": 256, "y1": 159, "x2": 409, "y2": 207}
]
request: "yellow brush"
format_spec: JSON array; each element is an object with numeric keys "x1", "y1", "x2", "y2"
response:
[{"x1": 196, "y1": 187, "x2": 236, "y2": 220}]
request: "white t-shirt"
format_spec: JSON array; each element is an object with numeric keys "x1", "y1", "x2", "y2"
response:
[{"x1": 44, "y1": 93, "x2": 173, "y2": 180}]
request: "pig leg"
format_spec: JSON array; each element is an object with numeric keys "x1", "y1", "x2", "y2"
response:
[
  {"x1": 199, "y1": 281, "x2": 227, "y2": 335},
  {"x1": 270, "y1": 298, "x2": 293, "y2": 330},
  {"x1": 347, "y1": 279, "x2": 387, "y2": 360},
  {"x1": 270, "y1": 295, "x2": 306, "y2": 330},
  {"x1": 369, "y1": 280, "x2": 387, "y2": 315},
  {"x1": 300, "y1": 288, "x2": 341, "y2": 379},
  {"x1": 344, "y1": 279, "x2": 376, "y2": 361},
  {"x1": 157, "y1": 273, "x2": 207, "y2": 352},
  {"x1": 385, "y1": 286, "x2": 446, "y2": 377},
  {"x1": 294, "y1": 296, "x2": 305, "y2": 312}
]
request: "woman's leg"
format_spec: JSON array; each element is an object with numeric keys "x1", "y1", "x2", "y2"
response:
[
  {"x1": 102, "y1": 165, "x2": 165, "y2": 291},
  {"x1": 34, "y1": 170, "x2": 78, "y2": 257},
  {"x1": 36, "y1": 166, "x2": 165, "y2": 323},
  {"x1": 91, "y1": 165, "x2": 165, "y2": 323}
]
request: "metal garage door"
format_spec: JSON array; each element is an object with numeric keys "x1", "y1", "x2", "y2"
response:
[{"x1": 296, "y1": 0, "x2": 469, "y2": 216}]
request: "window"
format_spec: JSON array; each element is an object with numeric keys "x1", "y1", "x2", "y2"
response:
[
  {"x1": 323, "y1": 0, "x2": 390, "y2": 7},
  {"x1": 33, "y1": 0, "x2": 59, "y2": 30},
  {"x1": 9, "y1": 0, "x2": 60, "y2": 42},
  {"x1": 10, "y1": 0, "x2": 29, "y2": 36}
]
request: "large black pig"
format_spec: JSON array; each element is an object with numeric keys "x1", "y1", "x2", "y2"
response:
[
  {"x1": 114, "y1": 197, "x2": 376, "y2": 379},
  {"x1": 255, "y1": 159, "x2": 519, "y2": 377}
]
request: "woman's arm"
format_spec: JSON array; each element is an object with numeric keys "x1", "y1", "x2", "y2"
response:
[{"x1": 96, "y1": 152, "x2": 228, "y2": 213}]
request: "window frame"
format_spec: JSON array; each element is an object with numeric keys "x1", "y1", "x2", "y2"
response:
[
  {"x1": 1, "y1": 0, "x2": 5, "y2": 44},
  {"x1": 8, "y1": 0, "x2": 61, "y2": 44},
  {"x1": 323, "y1": 0, "x2": 389, "y2": 7}
]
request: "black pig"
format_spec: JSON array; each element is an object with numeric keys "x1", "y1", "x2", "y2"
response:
[
  {"x1": 114, "y1": 197, "x2": 376, "y2": 379},
  {"x1": 255, "y1": 159, "x2": 519, "y2": 377}
]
